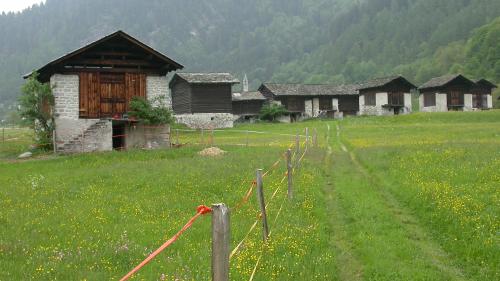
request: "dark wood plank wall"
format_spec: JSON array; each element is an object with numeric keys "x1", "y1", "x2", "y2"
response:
[
  {"x1": 79, "y1": 72, "x2": 146, "y2": 118},
  {"x1": 171, "y1": 80, "x2": 192, "y2": 114},
  {"x1": 232, "y1": 100, "x2": 265, "y2": 115},
  {"x1": 338, "y1": 96, "x2": 359, "y2": 115},
  {"x1": 319, "y1": 97, "x2": 333, "y2": 110},
  {"x1": 281, "y1": 96, "x2": 306, "y2": 112},
  {"x1": 191, "y1": 84, "x2": 233, "y2": 113}
]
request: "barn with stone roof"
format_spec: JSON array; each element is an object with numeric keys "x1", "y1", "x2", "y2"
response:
[
  {"x1": 258, "y1": 83, "x2": 359, "y2": 121},
  {"x1": 418, "y1": 74, "x2": 477, "y2": 112},
  {"x1": 170, "y1": 73, "x2": 240, "y2": 128},
  {"x1": 357, "y1": 75, "x2": 416, "y2": 116}
]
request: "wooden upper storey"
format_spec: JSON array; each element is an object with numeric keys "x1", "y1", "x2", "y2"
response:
[{"x1": 25, "y1": 30, "x2": 183, "y2": 83}]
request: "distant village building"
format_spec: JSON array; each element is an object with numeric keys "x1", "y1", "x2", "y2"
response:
[
  {"x1": 170, "y1": 73, "x2": 240, "y2": 129},
  {"x1": 24, "y1": 30, "x2": 183, "y2": 153},
  {"x1": 258, "y1": 83, "x2": 359, "y2": 122},
  {"x1": 471, "y1": 79, "x2": 496, "y2": 110},
  {"x1": 357, "y1": 76, "x2": 415, "y2": 116},
  {"x1": 418, "y1": 74, "x2": 476, "y2": 112},
  {"x1": 232, "y1": 91, "x2": 267, "y2": 122}
]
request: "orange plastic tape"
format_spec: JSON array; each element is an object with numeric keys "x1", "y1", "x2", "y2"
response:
[{"x1": 119, "y1": 205, "x2": 212, "y2": 281}]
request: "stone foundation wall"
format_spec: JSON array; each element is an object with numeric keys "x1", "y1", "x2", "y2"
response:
[
  {"x1": 463, "y1": 94, "x2": 473, "y2": 112},
  {"x1": 304, "y1": 99, "x2": 313, "y2": 118},
  {"x1": 125, "y1": 123, "x2": 170, "y2": 149},
  {"x1": 487, "y1": 95, "x2": 493, "y2": 109},
  {"x1": 312, "y1": 98, "x2": 320, "y2": 117},
  {"x1": 55, "y1": 119, "x2": 112, "y2": 153},
  {"x1": 404, "y1": 93, "x2": 412, "y2": 113},
  {"x1": 175, "y1": 113, "x2": 234, "y2": 129}
]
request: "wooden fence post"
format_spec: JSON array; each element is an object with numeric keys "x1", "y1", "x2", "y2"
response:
[
  {"x1": 327, "y1": 124, "x2": 330, "y2": 143},
  {"x1": 212, "y1": 203, "x2": 230, "y2": 281},
  {"x1": 286, "y1": 149, "x2": 293, "y2": 199},
  {"x1": 305, "y1": 127, "x2": 309, "y2": 150},
  {"x1": 295, "y1": 133, "x2": 300, "y2": 155},
  {"x1": 313, "y1": 128, "x2": 318, "y2": 148},
  {"x1": 256, "y1": 169, "x2": 269, "y2": 241},
  {"x1": 246, "y1": 130, "x2": 249, "y2": 147}
]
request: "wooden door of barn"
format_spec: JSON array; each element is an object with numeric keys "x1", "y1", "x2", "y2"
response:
[
  {"x1": 80, "y1": 73, "x2": 146, "y2": 119},
  {"x1": 100, "y1": 73, "x2": 126, "y2": 118}
]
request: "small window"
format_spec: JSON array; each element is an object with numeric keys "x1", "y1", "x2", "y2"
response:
[
  {"x1": 424, "y1": 93, "x2": 436, "y2": 107},
  {"x1": 364, "y1": 93, "x2": 376, "y2": 106}
]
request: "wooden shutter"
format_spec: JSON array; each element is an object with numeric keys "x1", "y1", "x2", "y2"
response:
[{"x1": 79, "y1": 73, "x2": 100, "y2": 118}]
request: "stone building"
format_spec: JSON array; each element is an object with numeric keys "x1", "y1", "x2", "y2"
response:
[
  {"x1": 419, "y1": 74, "x2": 476, "y2": 112},
  {"x1": 170, "y1": 73, "x2": 240, "y2": 129},
  {"x1": 357, "y1": 76, "x2": 415, "y2": 116},
  {"x1": 24, "y1": 30, "x2": 183, "y2": 153},
  {"x1": 258, "y1": 83, "x2": 359, "y2": 122}
]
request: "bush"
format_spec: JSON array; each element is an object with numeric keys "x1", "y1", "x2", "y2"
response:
[
  {"x1": 129, "y1": 96, "x2": 174, "y2": 125},
  {"x1": 260, "y1": 103, "x2": 288, "y2": 122},
  {"x1": 19, "y1": 71, "x2": 54, "y2": 150}
]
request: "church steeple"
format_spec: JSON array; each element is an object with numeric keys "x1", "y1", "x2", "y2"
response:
[{"x1": 243, "y1": 74, "x2": 249, "y2": 92}]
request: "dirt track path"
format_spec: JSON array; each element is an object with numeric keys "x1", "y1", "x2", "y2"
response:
[{"x1": 322, "y1": 123, "x2": 467, "y2": 281}]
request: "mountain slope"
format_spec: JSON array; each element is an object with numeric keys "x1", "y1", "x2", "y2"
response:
[{"x1": 0, "y1": 0, "x2": 499, "y2": 111}]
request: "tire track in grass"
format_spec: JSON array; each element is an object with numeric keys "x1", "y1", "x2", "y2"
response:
[
  {"x1": 322, "y1": 123, "x2": 364, "y2": 281},
  {"x1": 335, "y1": 124, "x2": 467, "y2": 281}
]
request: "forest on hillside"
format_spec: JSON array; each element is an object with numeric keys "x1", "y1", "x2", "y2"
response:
[{"x1": 0, "y1": 0, "x2": 499, "y2": 119}]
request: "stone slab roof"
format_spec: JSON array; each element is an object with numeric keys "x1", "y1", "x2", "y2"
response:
[
  {"x1": 232, "y1": 91, "x2": 267, "y2": 101},
  {"x1": 356, "y1": 75, "x2": 416, "y2": 91},
  {"x1": 175, "y1": 73, "x2": 240, "y2": 84},
  {"x1": 261, "y1": 83, "x2": 358, "y2": 97},
  {"x1": 419, "y1": 74, "x2": 475, "y2": 90}
]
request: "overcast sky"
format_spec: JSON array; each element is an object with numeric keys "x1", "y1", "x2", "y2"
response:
[{"x1": 0, "y1": 0, "x2": 45, "y2": 13}]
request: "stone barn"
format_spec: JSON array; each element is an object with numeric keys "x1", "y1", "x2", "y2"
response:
[
  {"x1": 170, "y1": 73, "x2": 240, "y2": 129},
  {"x1": 258, "y1": 83, "x2": 359, "y2": 122},
  {"x1": 24, "y1": 30, "x2": 183, "y2": 153},
  {"x1": 419, "y1": 74, "x2": 476, "y2": 112},
  {"x1": 471, "y1": 79, "x2": 496, "y2": 110},
  {"x1": 357, "y1": 76, "x2": 415, "y2": 116}
]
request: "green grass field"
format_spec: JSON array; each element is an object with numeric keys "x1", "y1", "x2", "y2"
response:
[{"x1": 0, "y1": 111, "x2": 498, "y2": 280}]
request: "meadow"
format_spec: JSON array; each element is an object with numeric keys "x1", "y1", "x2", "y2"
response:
[{"x1": 0, "y1": 111, "x2": 499, "y2": 280}]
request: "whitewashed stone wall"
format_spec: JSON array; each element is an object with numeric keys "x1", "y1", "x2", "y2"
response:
[
  {"x1": 175, "y1": 113, "x2": 234, "y2": 129},
  {"x1": 332, "y1": 98, "x2": 339, "y2": 111},
  {"x1": 51, "y1": 74, "x2": 79, "y2": 120},
  {"x1": 463, "y1": 94, "x2": 473, "y2": 112},
  {"x1": 404, "y1": 93, "x2": 412, "y2": 113},
  {"x1": 312, "y1": 98, "x2": 320, "y2": 117},
  {"x1": 487, "y1": 95, "x2": 493, "y2": 109},
  {"x1": 420, "y1": 92, "x2": 448, "y2": 112},
  {"x1": 304, "y1": 99, "x2": 313, "y2": 118},
  {"x1": 277, "y1": 115, "x2": 291, "y2": 123},
  {"x1": 147, "y1": 76, "x2": 170, "y2": 107}
]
